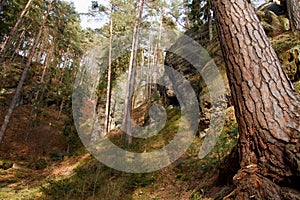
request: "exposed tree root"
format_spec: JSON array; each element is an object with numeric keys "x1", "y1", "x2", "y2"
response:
[{"x1": 223, "y1": 167, "x2": 300, "y2": 200}]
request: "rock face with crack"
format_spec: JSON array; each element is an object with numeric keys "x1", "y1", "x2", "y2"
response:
[{"x1": 159, "y1": 26, "x2": 231, "y2": 132}]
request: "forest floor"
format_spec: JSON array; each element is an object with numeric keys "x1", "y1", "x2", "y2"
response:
[{"x1": 0, "y1": 102, "x2": 239, "y2": 200}]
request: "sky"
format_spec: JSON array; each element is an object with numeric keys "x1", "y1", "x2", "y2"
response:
[
  {"x1": 67, "y1": 0, "x2": 110, "y2": 29},
  {"x1": 67, "y1": 0, "x2": 267, "y2": 29}
]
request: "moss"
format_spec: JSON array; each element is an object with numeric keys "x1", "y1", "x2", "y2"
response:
[
  {"x1": 293, "y1": 81, "x2": 300, "y2": 93},
  {"x1": 271, "y1": 33, "x2": 300, "y2": 54}
]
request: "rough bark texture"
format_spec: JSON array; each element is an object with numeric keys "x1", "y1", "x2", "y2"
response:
[
  {"x1": 211, "y1": 0, "x2": 300, "y2": 199},
  {"x1": 286, "y1": 0, "x2": 300, "y2": 31}
]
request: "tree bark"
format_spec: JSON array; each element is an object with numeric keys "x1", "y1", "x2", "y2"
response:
[
  {"x1": 0, "y1": 0, "x2": 34, "y2": 63},
  {"x1": 146, "y1": 16, "x2": 152, "y2": 99},
  {"x1": 183, "y1": 0, "x2": 191, "y2": 29},
  {"x1": 207, "y1": 1, "x2": 213, "y2": 41},
  {"x1": 286, "y1": 0, "x2": 300, "y2": 31},
  {"x1": 104, "y1": 1, "x2": 113, "y2": 136},
  {"x1": 0, "y1": 0, "x2": 54, "y2": 143},
  {"x1": 211, "y1": 0, "x2": 300, "y2": 199},
  {"x1": 9, "y1": 29, "x2": 26, "y2": 62}
]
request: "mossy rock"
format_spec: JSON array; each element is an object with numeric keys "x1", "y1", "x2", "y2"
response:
[
  {"x1": 264, "y1": 11, "x2": 289, "y2": 36},
  {"x1": 256, "y1": 2, "x2": 290, "y2": 36},
  {"x1": 279, "y1": 46, "x2": 300, "y2": 81},
  {"x1": 0, "y1": 160, "x2": 13, "y2": 170},
  {"x1": 293, "y1": 80, "x2": 300, "y2": 93},
  {"x1": 279, "y1": 16, "x2": 290, "y2": 31}
]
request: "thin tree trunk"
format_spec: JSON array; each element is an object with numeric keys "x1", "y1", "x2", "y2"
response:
[
  {"x1": 183, "y1": 0, "x2": 190, "y2": 29},
  {"x1": 150, "y1": 44, "x2": 157, "y2": 94},
  {"x1": 157, "y1": 9, "x2": 163, "y2": 64},
  {"x1": 122, "y1": 0, "x2": 145, "y2": 145},
  {"x1": 146, "y1": 16, "x2": 153, "y2": 99},
  {"x1": 0, "y1": 0, "x2": 54, "y2": 143},
  {"x1": 25, "y1": 36, "x2": 57, "y2": 141},
  {"x1": 104, "y1": 1, "x2": 113, "y2": 136},
  {"x1": 9, "y1": 29, "x2": 26, "y2": 62},
  {"x1": 0, "y1": 0, "x2": 34, "y2": 63},
  {"x1": 57, "y1": 97, "x2": 64, "y2": 120},
  {"x1": 151, "y1": 10, "x2": 164, "y2": 93},
  {"x1": 40, "y1": 36, "x2": 56, "y2": 84},
  {"x1": 140, "y1": 48, "x2": 144, "y2": 102},
  {"x1": 286, "y1": 0, "x2": 300, "y2": 31},
  {"x1": 132, "y1": 49, "x2": 144, "y2": 108},
  {"x1": 211, "y1": 0, "x2": 300, "y2": 199},
  {"x1": 207, "y1": 1, "x2": 213, "y2": 41},
  {"x1": 36, "y1": 28, "x2": 49, "y2": 63},
  {"x1": 59, "y1": 50, "x2": 70, "y2": 84}
]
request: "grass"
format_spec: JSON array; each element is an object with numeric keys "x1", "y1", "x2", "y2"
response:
[{"x1": 37, "y1": 106, "x2": 239, "y2": 200}]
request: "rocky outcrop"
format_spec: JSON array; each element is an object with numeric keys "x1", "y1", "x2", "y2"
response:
[
  {"x1": 272, "y1": 33, "x2": 300, "y2": 82},
  {"x1": 279, "y1": 46, "x2": 300, "y2": 81},
  {"x1": 256, "y1": 2, "x2": 290, "y2": 36},
  {"x1": 160, "y1": 27, "x2": 231, "y2": 132}
]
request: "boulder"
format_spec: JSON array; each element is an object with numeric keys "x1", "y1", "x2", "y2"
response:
[
  {"x1": 265, "y1": 10, "x2": 285, "y2": 35},
  {"x1": 272, "y1": 33, "x2": 300, "y2": 82},
  {"x1": 256, "y1": 2, "x2": 290, "y2": 36},
  {"x1": 279, "y1": 46, "x2": 300, "y2": 82}
]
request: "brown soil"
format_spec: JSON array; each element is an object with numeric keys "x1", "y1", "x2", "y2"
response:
[{"x1": 0, "y1": 105, "x2": 67, "y2": 160}]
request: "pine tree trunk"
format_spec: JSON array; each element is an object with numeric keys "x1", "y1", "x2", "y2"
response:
[
  {"x1": 35, "y1": 28, "x2": 49, "y2": 63},
  {"x1": 122, "y1": 0, "x2": 144, "y2": 145},
  {"x1": 207, "y1": 1, "x2": 213, "y2": 41},
  {"x1": 57, "y1": 97, "x2": 64, "y2": 120},
  {"x1": 151, "y1": 11, "x2": 164, "y2": 93},
  {"x1": 211, "y1": 0, "x2": 300, "y2": 199},
  {"x1": 183, "y1": 0, "x2": 190, "y2": 29},
  {"x1": 207, "y1": 9, "x2": 213, "y2": 41},
  {"x1": 146, "y1": 21, "x2": 152, "y2": 99},
  {"x1": 104, "y1": 1, "x2": 113, "y2": 136},
  {"x1": 0, "y1": 0, "x2": 34, "y2": 63},
  {"x1": 0, "y1": 0, "x2": 54, "y2": 143},
  {"x1": 286, "y1": 0, "x2": 300, "y2": 31},
  {"x1": 9, "y1": 29, "x2": 26, "y2": 62},
  {"x1": 25, "y1": 37, "x2": 57, "y2": 141}
]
